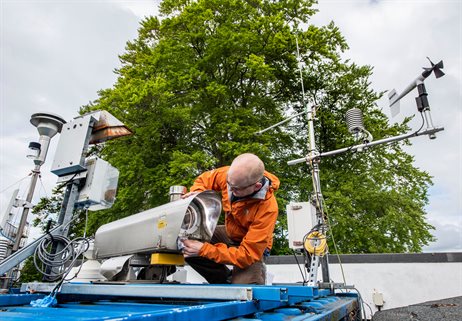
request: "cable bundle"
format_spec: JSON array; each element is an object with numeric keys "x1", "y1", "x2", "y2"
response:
[{"x1": 34, "y1": 235, "x2": 89, "y2": 281}]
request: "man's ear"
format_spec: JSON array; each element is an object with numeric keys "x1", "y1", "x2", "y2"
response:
[{"x1": 254, "y1": 181, "x2": 263, "y2": 191}]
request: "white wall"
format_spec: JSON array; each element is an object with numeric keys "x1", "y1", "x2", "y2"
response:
[{"x1": 182, "y1": 261, "x2": 462, "y2": 320}]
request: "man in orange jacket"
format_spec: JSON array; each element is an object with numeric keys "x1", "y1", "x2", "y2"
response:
[{"x1": 182, "y1": 153, "x2": 280, "y2": 284}]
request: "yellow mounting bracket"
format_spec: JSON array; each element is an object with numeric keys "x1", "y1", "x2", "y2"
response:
[{"x1": 150, "y1": 253, "x2": 185, "y2": 266}]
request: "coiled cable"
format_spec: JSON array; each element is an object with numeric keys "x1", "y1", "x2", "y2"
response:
[
  {"x1": 34, "y1": 235, "x2": 89, "y2": 281},
  {"x1": 303, "y1": 231, "x2": 327, "y2": 256}
]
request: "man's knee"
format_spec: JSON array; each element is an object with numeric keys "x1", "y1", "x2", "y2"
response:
[
  {"x1": 231, "y1": 261, "x2": 266, "y2": 285},
  {"x1": 185, "y1": 256, "x2": 231, "y2": 284}
]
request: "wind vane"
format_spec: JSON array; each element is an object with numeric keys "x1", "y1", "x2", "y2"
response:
[{"x1": 388, "y1": 58, "x2": 444, "y2": 117}]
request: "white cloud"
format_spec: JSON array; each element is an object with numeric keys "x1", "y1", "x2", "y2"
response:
[
  {"x1": 424, "y1": 219, "x2": 462, "y2": 252},
  {"x1": 117, "y1": 0, "x2": 160, "y2": 18}
]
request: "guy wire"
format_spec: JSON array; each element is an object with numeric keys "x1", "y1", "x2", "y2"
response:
[{"x1": 321, "y1": 197, "x2": 347, "y2": 286}]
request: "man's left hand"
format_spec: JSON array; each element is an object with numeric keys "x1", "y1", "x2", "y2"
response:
[{"x1": 182, "y1": 239, "x2": 204, "y2": 257}]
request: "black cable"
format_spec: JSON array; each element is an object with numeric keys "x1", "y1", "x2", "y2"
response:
[
  {"x1": 55, "y1": 173, "x2": 78, "y2": 191},
  {"x1": 352, "y1": 287, "x2": 374, "y2": 321},
  {"x1": 302, "y1": 249, "x2": 311, "y2": 282},
  {"x1": 292, "y1": 249, "x2": 307, "y2": 284},
  {"x1": 415, "y1": 111, "x2": 426, "y2": 134},
  {"x1": 384, "y1": 112, "x2": 426, "y2": 149}
]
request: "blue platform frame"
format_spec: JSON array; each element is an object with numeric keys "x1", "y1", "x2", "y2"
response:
[{"x1": 0, "y1": 283, "x2": 359, "y2": 321}]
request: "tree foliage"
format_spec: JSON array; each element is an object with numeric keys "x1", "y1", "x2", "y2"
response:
[
  {"x1": 70, "y1": 0, "x2": 434, "y2": 253},
  {"x1": 31, "y1": 187, "x2": 88, "y2": 239},
  {"x1": 15, "y1": 257, "x2": 42, "y2": 284}
]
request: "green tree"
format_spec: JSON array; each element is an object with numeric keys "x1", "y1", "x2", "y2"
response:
[
  {"x1": 77, "y1": 0, "x2": 433, "y2": 253},
  {"x1": 31, "y1": 187, "x2": 88, "y2": 239}
]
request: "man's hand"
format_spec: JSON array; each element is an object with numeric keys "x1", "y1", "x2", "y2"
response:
[{"x1": 182, "y1": 239, "x2": 204, "y2": 257}]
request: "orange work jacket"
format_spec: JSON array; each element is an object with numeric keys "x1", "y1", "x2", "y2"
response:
[{"x1": 190, "y1": 166, "x2": 280, "y2": 269}]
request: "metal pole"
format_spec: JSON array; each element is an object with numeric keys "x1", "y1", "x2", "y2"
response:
[
  {"x1": 43, "y1": 180, "x2": 81, "y2": 281},
  {"x1": 2, "y1": 166, "x2": 41, "y2": 289},
  {"x1": 304, "y1": 105, "x2": 330, "y2": 286},
  {"x1": 288, "y1": 127, "x2": 444, "y2": 165},
  {"x1": 12, "y1": 165, "x2": 41, "y2": 252},
  {"x1": 57, "y1": 181, "x2": 81, "y2": 237},
  {"x1": 294, "y1": 37, "x2": 330, "y2": 286}
]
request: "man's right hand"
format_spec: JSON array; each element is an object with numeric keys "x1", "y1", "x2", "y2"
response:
[{"x1": 182, "y1": 239, "x2": 204, "y2": 257}]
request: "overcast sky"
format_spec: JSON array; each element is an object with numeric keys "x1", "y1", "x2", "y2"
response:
[{"x1": 1, "y1": 0, "x2": 461, "y2": 252}]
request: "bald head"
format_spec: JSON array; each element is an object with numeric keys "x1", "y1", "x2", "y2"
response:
[{"x1": 227, "y1": 153, "x2": 265, "y2": 188}]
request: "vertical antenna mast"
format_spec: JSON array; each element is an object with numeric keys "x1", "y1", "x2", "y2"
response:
[{"x1": 295, "y1": 36, "x2": 330, "y2": 286}]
